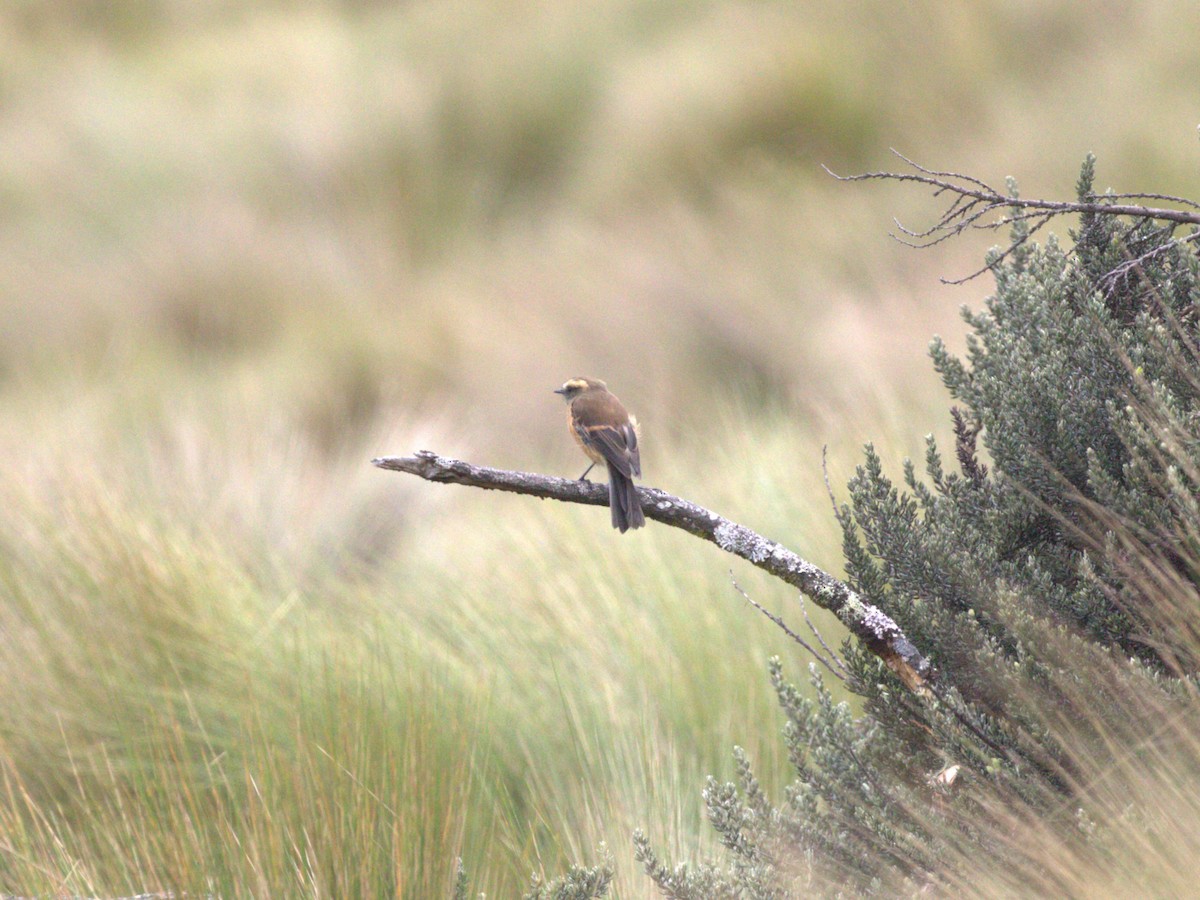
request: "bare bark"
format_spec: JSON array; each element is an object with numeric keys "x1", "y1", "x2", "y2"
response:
[
  {"x1": 826, "y1": 150, "x2": 1200, "y2": 284},
  {"x1": 373, "y1": 450, "x2": 933, "y2": 691}
]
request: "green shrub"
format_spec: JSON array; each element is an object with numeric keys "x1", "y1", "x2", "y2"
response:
[{"x1": 635, "y1": 156, "x2": 1200, "y2": 895}]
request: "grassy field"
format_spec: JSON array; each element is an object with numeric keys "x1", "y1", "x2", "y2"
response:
[{"x1": 3, "y1": 1, "x2": 1200, "y2": 895}]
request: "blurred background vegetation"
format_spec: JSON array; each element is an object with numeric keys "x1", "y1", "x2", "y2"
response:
[{"x1": 2, "y1": 0, "x2": 1199, "y2": 895}]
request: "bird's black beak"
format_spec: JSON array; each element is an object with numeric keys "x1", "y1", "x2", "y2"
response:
[{"x1": 553, "y1": 387, "x2": 567, "y2": 395}]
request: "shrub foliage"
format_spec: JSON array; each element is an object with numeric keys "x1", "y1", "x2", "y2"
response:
[{"x1": 634, "y1": 156, "x2": 1200, "y2": 895}]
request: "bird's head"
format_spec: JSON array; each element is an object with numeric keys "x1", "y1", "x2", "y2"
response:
[{"x1": 553, "y1": 377, "x2": 607, "y2": 401}]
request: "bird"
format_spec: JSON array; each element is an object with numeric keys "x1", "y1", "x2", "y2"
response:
[{"x1": 554, "y1": 377, "x2": 645, "y2": 532}]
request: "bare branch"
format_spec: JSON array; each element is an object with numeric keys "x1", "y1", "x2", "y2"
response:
[
  {"x1": 825, "y1": 153, "x2": 1200, "y2": 226},
  {"x1": 1100, "y1": 228, "x2": 1200, "y2": 297},
  {"x1": 939, "y1": 213, "x2": 1054, "y2": 285},
  {"x1": 374, "y1": 451, "x2": 934, "y2": 692},
  {"x1": 825, "y1": 150, "x2": 1200, "y2": 283},
  {"x1": 820, "y1": 445, "x2": 839, "y2": 513},
  {"x1": 1099, "y1": 191, "x2": 1200, "y2": 211},
  {"x1": 729, "y1": 572, "x2": 845, "y2": 682},
  {"x1": 800, "y1": 594, "x2": 849, "y2": 676}
]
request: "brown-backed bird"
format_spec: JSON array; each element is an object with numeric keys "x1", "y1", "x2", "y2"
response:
[{"x1": 554, "y1": 377, "x2": 645, "y2": 532}]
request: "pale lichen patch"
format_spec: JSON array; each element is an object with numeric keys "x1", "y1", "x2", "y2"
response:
[
  {"x1": 860, "y1": 606, "x2": 901, "y2": 639},
  {"x1": 714, "y1": 521, "x2": 775, "y2": 563}
]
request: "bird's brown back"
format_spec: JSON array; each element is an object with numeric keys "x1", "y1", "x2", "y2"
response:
[{"x1": 570, "y1": 390, "x2": 640, "y2": 478}]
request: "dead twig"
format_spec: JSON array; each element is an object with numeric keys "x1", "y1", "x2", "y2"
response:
[
  {"x1": 374, "y1": 451, "x2": 933, "y2": 692},
  {"x1": 825, "y1": 150, "x2": 1200, "y2": 284},
  {"x1": 729, "y1": 572, "x2": 845, "y2": 682}
]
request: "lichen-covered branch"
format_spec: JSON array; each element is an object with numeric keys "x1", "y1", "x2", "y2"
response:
[{"x1": 373, "y1": 450, "x2": 933, "y2": 691}]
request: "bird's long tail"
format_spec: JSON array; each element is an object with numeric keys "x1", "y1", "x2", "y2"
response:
[{"x1": 607, "y1": 464, "x2": 645, "y2": 532}]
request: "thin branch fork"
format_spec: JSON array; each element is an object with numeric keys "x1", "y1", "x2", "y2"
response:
[
  {"x1": 729, "y1": 572, "x2": 846, "y2": 682},
  {"x1": 825, "y1": 150, "x2": 1200, "y2": 285},
  {"x1": 825, "y1": 152, "x2": 1200, "y2": 225},
  {"x1": 374, "y1": 450, "x2": 933, "y2": 692},
  {"x1": 830, "y1": 168, "x2": 1200, "y2": 226}
]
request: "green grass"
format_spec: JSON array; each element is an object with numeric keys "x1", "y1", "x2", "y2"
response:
[{"x1": 0, "y1": 390, "x2": 885, "y2": 895}]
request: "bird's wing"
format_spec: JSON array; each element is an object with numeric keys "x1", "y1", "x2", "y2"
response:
[
  {"x1": 625, "y1": 421, "x2": 641, "y2": 478},
  {"x1": 572, "y1": 395, "x2": 639, "y2": 479},
  {"x1": 575, "y1": 421, "x2": 637, "y2": 478}
]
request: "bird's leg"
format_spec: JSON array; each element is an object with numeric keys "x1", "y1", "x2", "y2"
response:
[{"x1": 577, "y1": 463, "x2": 595, "y2": 481}]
